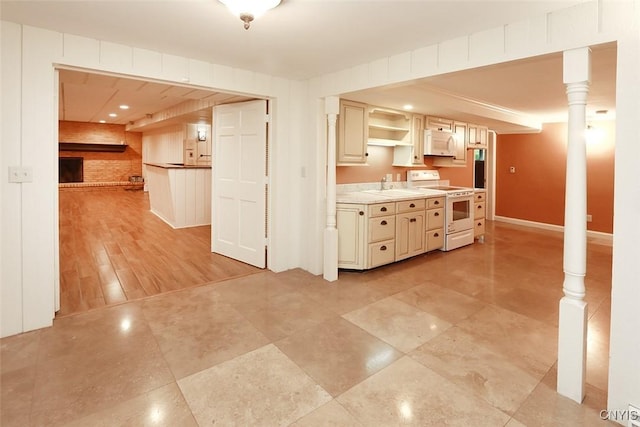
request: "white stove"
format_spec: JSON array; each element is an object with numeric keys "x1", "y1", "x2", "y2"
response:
[{"x1": 407, "y1": 170, "x2": 475, "y2": 251}]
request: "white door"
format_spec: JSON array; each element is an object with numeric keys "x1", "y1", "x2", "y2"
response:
[{"x1": 212, "y1": 100, "x2": 267, "y2": 268}]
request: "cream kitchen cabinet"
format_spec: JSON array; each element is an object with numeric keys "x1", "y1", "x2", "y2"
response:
[
  {"x1": 337, "y1": 100, "x2": 368, "y2": 165},
  {"x1": 392, "y1": 113, "x2": 425, "y2": 167},
  {"x1": 337, "y1": 201, "x2": 396, "y2": 270},
  {"x1": 474, "y1": 190, "x2": 486, "y2": 241},
  {"x1": 468, "y1": 124, "x2": 488, "y2": 149},
  {"x1": 368, "y1": 107, "x2": 411, "y2": 146},
  {"x1": 337, "y1": 194, "x2": 460, "y2": 270},
  {"x1": 433, "y1": 121, "x2": 468, "y2": 167},
  {"x1": 367, "y1": 202, "x2": 396, "y2": 268},
  {"x1": 426, "y1": 116, "x2": 453, "y2": 131},
  {"x1": 395, "y1": 199, "x2": 426, "y2": 261},
  {"x1": 337, "y1": 203, "x2": 366, "y2": 269},
  {"x1": 425, "y1": 196, "x2": 445, "y2": 251}
]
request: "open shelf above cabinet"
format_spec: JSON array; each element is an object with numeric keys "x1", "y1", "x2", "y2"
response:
[{"x1": 368, "y1": 106, "x2": 411, "y2": 147}]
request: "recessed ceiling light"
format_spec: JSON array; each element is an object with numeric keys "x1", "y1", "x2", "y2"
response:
[
  {"x1": 109, "y1": 113, "x2": 117, "y2": 117},
  {"x1": 99, "y1": 120, "x2": 106, "y2": 123},
  {"x1": 119, "y1": 105, "x2": 129, "y2": 110},
  {"x1": 403, "y1": 104, "x2": 413, "y2": 110}
]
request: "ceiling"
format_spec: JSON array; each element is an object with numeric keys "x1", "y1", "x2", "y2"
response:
[{"x1": 2, "y1": 0, "x2": 617, "y2": 133}]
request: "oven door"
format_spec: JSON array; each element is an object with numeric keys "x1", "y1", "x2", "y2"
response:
[{"x1": 446, "y1": 194, "x2": 474, "y2": 233}]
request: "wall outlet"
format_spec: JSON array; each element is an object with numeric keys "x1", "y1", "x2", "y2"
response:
[
  {"x1": 8, "y1": 166, "x2": 33, "y2": 183},
  {"x1": 586, "y1": 214, "x2": 593, "y2": 222}
]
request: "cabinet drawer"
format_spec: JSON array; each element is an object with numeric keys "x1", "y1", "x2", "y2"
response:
[
  {"x1": 474, "y1": 218, "x2": 486, "y2": 237},
  {"x1": 427, "y1": 197, "x2": 445, "y2": 209},
  {"x1": 426, "y1": 229, "x2": 444, "y2": 251},
  {"x1": 368, "y1": 202, "x2": 396, "y2": 217},
  {"x1": 368, "y1": 215, "x2": 396, "y2": 243},
  {"x1": 475, "y1": 202, "x2": 485, "y2": 219},
  {"x1": 368, "y1": 240, "x2": 395, "y2": 268},
  {"x1": 426, "y1": 208, "x2": 444, "y2": 230},
  {"x1": 474, "y1": 192, "x2": 485, "y2": 202},
  {"x1": 396, "y1": 198, "x2": 425, "y2": 213}
]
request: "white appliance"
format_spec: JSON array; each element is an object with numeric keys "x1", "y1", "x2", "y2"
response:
[
  {"x1": 424, "y1": 129, "x2": 456, "y2": 157},
  {"x1": 407, "y1": 170, "x2": 475, "y2": 251}
]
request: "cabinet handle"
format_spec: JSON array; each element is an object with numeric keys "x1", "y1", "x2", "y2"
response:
[
  {"x1": 365, "y1": 152, "x2": 369, "y2": 157},
  {"x1": 434, "y1": 212, "x2": 439, "y2": 217},
  {"x1": 380, "y1": 245, "x2": 387, "y2": 251},
  {"x1": 380, "y1": 207, "x2": 387, "y2": 212},
  {"x1": 434, "y1": 233, "x2": 439, "y2": 237},
  {"x1": 410, "y1": 218, "x2": 416, "y2": 223},
  {"x1": 477, "y1": 205, "x2": 482, "y2": 209},
  {"x1": 409, "y1": 203, "x2": 415, "y2": 208},
  {"x1": 434, "y1": 200, "x2": 440, "y2": 205},
  {"x1": 414, "y1": 155, "x2": 418, "y2": 159},
  {"x1": 477, "y1": 222, "x2": 482, "y2": 226},
  {"x1": 381, "y1": 220, "x2": 387, "y2": 226},
  {"x1": 359, "y1": 211, "x2": 364, "y2": 216}
]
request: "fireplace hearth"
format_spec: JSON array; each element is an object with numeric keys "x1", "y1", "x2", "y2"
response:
[{"x1": 59, "y1": 157, "x2": 83, "y2": 183}]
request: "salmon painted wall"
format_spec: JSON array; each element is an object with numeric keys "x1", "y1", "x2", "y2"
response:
[
  {"x1": 336, "y1": 146, "x2": 475, "y2": 187},
  {"x1": 496, "y1": 121, "x2": 614, "y2": 233}
]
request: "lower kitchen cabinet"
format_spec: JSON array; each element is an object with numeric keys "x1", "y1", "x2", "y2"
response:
[
  {"x1": 425, "y1": 196, "x2": 445, "y2": 251},
  {"x1": 474, "y1": 190, "x2": 486, "y2": 241},
  {"x1": 337, "y1": 203, "x2": 366, "y2": 269},
  {"x1": 337, "y1": 195, "x2": 451, "y2": 270},
  {"x1": 395, "y1": 199, "x2": 426, "y2": 261}
]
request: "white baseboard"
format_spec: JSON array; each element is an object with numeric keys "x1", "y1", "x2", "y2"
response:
[{"x1": 493, "y1": 216, "x2": 613, "y2": 242}]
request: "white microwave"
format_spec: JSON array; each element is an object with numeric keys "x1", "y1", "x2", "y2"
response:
[{"x1": 424, "y1": 129, "x2": 456, "y2": 156}]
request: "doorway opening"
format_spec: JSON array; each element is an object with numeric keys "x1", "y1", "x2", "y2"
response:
[{"x1": 56, "y1": 68, "x2": 268, "y2": 317}]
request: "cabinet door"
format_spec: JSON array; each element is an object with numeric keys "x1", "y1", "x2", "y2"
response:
[
  {"x1": 395, "y1": 212, "x2": 425, "y2": 261},
  {"x1": 411, "y1": 114, "x2": 425, "y2": 165},
  {"x1": 338, "y1": 100, "x2": 368, "y2": 164},
  {"x1": 426, "y1": 116, "x2": 453, "y2": 131},
  {"x1": 337, "y1": 204, "x2": 366, "y2": 269},
  {"x1": 452, "y1": 121, "x2": 467, "y2": 163},
  {"x1": 477, "y1": 125, "x2": 488, "y2": 148}
]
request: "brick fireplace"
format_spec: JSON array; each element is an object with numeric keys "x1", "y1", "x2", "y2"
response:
[{"x1": 59, "y1": 121, "x2": 143, "y2": 189}]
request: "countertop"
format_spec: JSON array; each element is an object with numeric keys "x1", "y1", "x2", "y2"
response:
[
  {"x1": 144, "y1": 162, "x2": 211, "y2": 169},
  {"x1": 336, "y1": 188, "x2": 445, "y2": 204}
]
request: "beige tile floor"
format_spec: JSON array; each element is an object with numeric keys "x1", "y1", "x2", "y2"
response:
[{"x1": 1, "y1": 221, "x2": 615, "y2": 426}]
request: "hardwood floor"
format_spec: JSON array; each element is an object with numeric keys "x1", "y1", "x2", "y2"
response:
[{"x1": 58, "y1": 188, "x2": 261, "y2": 316}]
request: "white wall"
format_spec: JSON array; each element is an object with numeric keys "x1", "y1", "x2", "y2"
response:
[
  {"x1": 0, "y1": 21, "x2": 306, "y2": 337},
  {"x1": 305, "y1": 0, "x2": 639, "y2": 418},
  {"x1": 142, "y1": 124, "x2": 185, "y2": 165}
]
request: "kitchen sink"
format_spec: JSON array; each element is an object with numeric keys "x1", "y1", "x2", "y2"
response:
[{"x1": 362, "y1": 189, "x2": 426, "y2": 198}]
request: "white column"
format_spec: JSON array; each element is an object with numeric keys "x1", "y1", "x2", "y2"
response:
[
  {"x1": 557, "y1": 47, "x2": 590, "y2": 403},
  {"x1": 323, "y1": 96, "x2": 340, "y2": 281}
]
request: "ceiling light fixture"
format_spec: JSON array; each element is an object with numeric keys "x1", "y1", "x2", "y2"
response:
[
  {"x1": 119, "y1": 104, "x2": 129, "y2": 110},
  {"x1": 219, "y1": 0, "x2": 281, "y2": 30},
  {"x1": 109, "y1": 113, "x2": 117, "y2": 117}
]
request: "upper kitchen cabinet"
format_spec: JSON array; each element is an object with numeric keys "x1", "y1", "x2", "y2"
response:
[
  {"x1": 338, "y1": 99, "x2": 369, "y2": 165},
  {"x1": 426, "y1": 116, "x2": 453, "y2": 132},
  {"x1": 367, "y1": 107, "x2": 411, "y2": 146},
  {"x1": 393, "y1": 113, "x2": 425, "y2": 167},
  {"x1": 433, "y1": 120, "x2": 468, "y2": 167},
  {"x1": 467, "y1": 124, "x2": 488, "y2": 149}
]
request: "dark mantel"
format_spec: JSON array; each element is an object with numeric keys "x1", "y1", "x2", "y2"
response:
[{"x1": 59, "y1": 142, "x2": 128, "y2": 152}]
